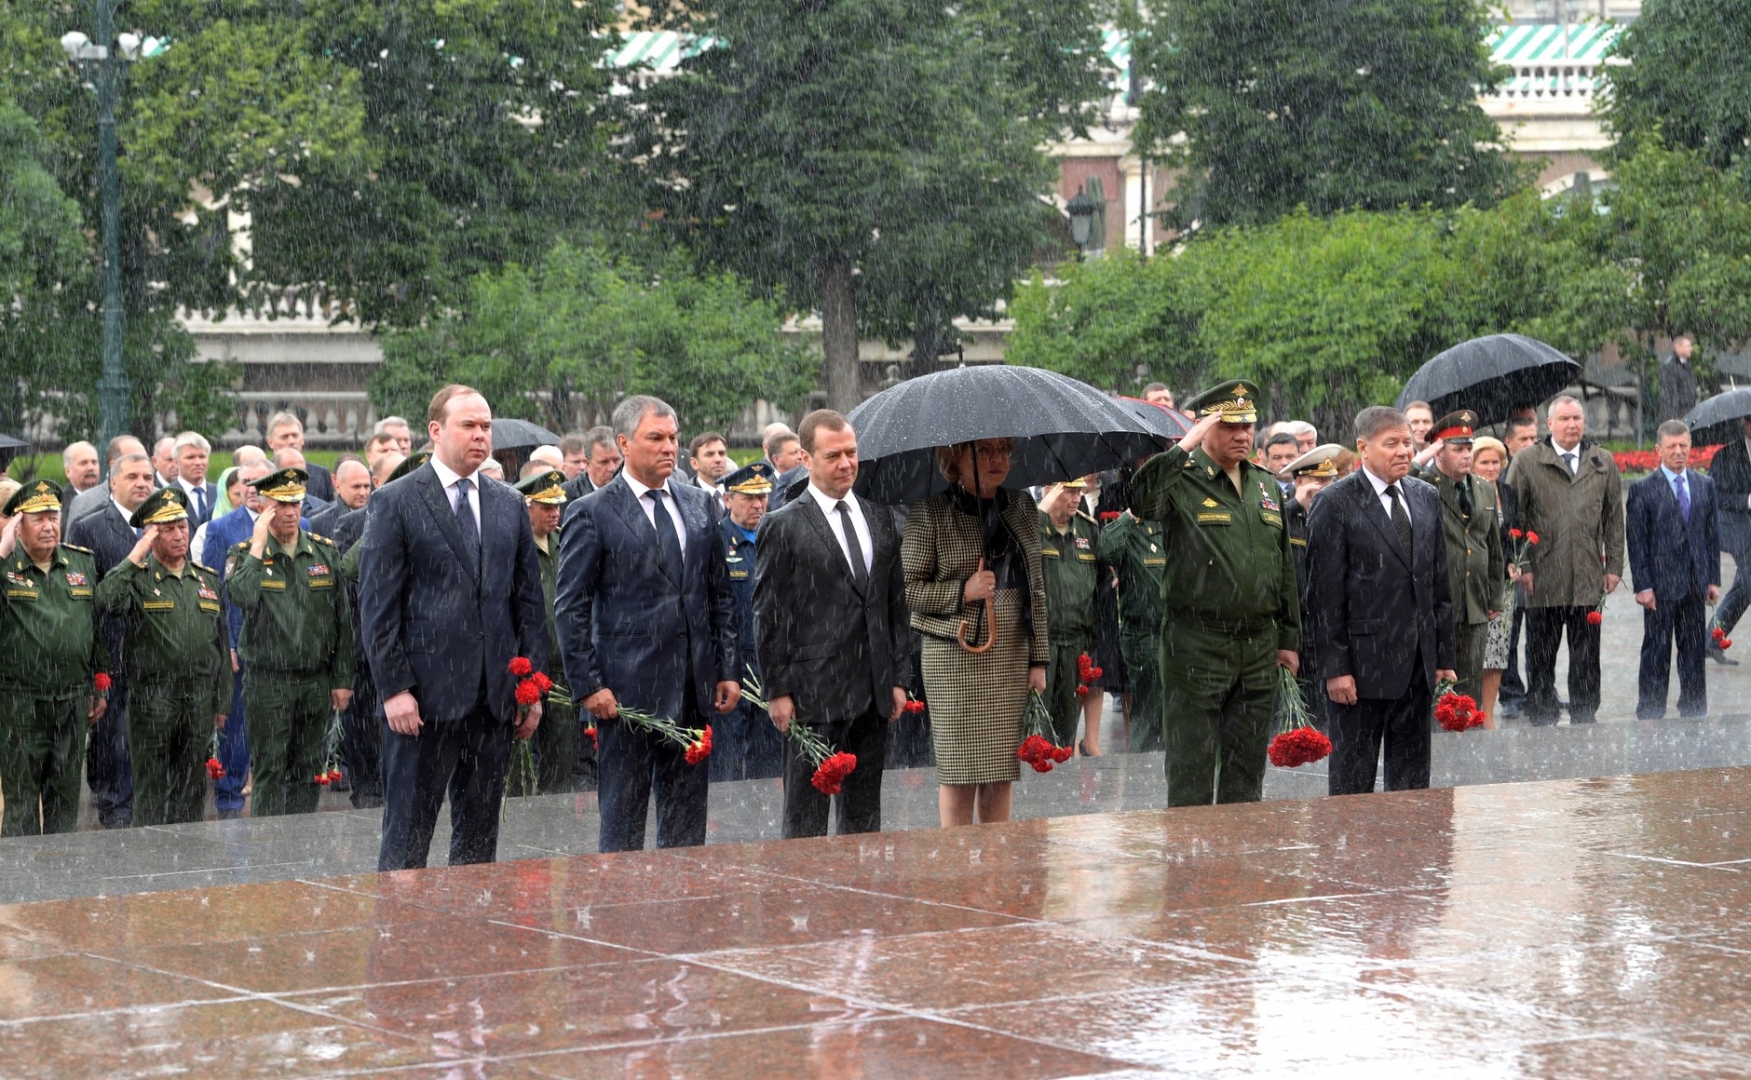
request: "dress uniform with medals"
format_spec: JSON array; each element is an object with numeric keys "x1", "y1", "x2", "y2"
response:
[
  {"x1": 718, "y1": 462, "x2": 784, "y2": 781},
  {"x1": 94, "y1": 487, "x2": 229, "y2": 825},
  {"x1": 508, "y1": 468, "x2": 585, "y2": 795},
  {"x1": 225, "y1": 468, "x2": 355, "y2": 816},
  {"x1": 1128, "y1": 380, "x2": 1301, "y2": 806},
  {"x1": 1281, "y1": 444, "x2": 1344, "y2": 731},
  {"x1": 0, "y1": 481, "x2": 107, "y2": 835},
  {"x1": 1097, "y1": 506, "x2": 1168, "y2": 752},
  {"x1": 1038, "y1": 479, "x2": 1105, "y2": 751},
  {"x1": 1420, "y1": 411, "x2": 1506, "y2": 703}
]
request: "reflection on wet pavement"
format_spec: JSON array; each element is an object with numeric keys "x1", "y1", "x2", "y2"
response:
[{"x1": 3, "y1": 768, "x2": 1751, "y2": 1076}]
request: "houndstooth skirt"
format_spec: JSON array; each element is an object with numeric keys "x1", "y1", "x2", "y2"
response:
[
  {"x1": 1483, "y1": 581, "x2": 1515, "y2": 670},
  {"x1": 920, "y1": 588, "x2": 1029, "y2": 785}
]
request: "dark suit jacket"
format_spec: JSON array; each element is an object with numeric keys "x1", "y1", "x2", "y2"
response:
[
  {"x1": 754, "y1": 491, "x2": 910, "y2": 724},
  {"x1": 1306, "y1": 471, "x2": 1456, "y2": 700},
  {"x1": 1627, "y1": 469, "x2": 1721, "y2": 605},
  {"x1": 307, "y1": 498, "x2": 356, "y2": 542},
  {"x1": 66, "y1": 499, "x2": 140, "y2": 685},
  {"x1": 304, "y1": 461, "x2": 335, "y2": 504},
  {"x1": 559, "y1": 472, "x2": 600, "y2": 520},
  {"x1": 357, "y1": 462, "x2": 547, "y2": 725},
  {"x1": 765, "y1": 465, "x2": 810, "y2": 514},
  {"x1": 554, "y1": 475, "x2": 738, "y2": 722},
  {"x1": 176, "y1": 481, "x2": 218, "y2": 527},
  {"x1": 1705, "y1": 438, "x2": 1751, "y2": 555},
  {"x1": 1658, "y1": 356, "x2": 1698, "y2": 423}
]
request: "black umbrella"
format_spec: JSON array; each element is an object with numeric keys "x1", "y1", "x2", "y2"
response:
[
  {"x1": 846, "y1": 365, "x2": 1164, "y2": 505},
  {"x1": 1114, "y1": 396, "x2": 1191, "y2": 440},
  {"x1": 1684, "y1": 387, "x2": 1751, "y2": 446},
  {"x1": 0, "y1": 433, "x2": 27, "y2": 473},
  {"x1": 489, "y1": 417, "x2": 561, "y2": 450},
  {"x1": 1397, "y1": 334, "x2": 1581, "y2": 426}
]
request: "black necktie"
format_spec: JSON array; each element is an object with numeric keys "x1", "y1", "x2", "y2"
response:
[
  {"x1": 454, "y1": 477, "x2": 480, "y2": 566},
  {"x1": 1456, "y1": 477, "x2": 1473, "y2": 518},
  {"x1": 1386, "y1": 484, "x2": 1412, "y2": 557},
  {"x1": 836, "y1": 500, "x2": 868, "y2": 588},
  {"x1": 647, "y1": 489, "x2": 683, "y2": 577}
]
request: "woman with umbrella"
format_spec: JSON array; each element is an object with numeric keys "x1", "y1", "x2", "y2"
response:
[{"x1": 901, "y1": 438, "x2": 1049, "y2": 827}]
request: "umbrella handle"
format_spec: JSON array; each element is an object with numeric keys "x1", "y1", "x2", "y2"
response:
[{"x1": 957, "y1": 597, "x2": 997, "y2": 654}]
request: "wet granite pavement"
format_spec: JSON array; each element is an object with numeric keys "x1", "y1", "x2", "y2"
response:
[{"x1": 5, "y1": 767, "x2": 1751, "y2": 1077}]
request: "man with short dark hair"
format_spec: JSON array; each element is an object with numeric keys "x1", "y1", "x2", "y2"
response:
[
  {"x1": 1307, "y1": 407, "x2": 1456, "y2": 794},
  {"x1": 557, "y1": 395, "x2": 740, "y2": 852},
  {"x1": 1659, "y1": 335, "x2": 1700, "y2": 424},
  {"x1": 689, "y1": 431, "x2": 731, "y2": 497},
  {"x1": 1259, "y1": 432, "x2": 1300, "y2": 498},
  {"x1": 763, "y1": 429, "x2": 804, "y2": 473},
  {"x1": 560, "y1": 425, "x2": 622, "y2": 503},
  {"x1": 1403, "y1": 401, "x2": 1435, "y2": 451},
  {"x1": 363, "y1": 433, "x2": 399, "y2": 471},
  {"x1": 266, "y1": 412, "x2": 335, "y2": 502},
  {"x1": 1628, "y1": 420, "x2": 1721, "y2": 718},
  {"x1": 1142, "y1": 383, "x2": 1175, "y2": 409},
  {"x1": 1504, "y1": 395, "x2": 1625, "y2": 725}
]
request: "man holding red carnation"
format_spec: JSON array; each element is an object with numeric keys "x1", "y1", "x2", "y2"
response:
[
  {"x1": 0, "y1": 480, "x2": 109, "y2": 836},
  {"x1": 1627, "y1": 420, "x2": 1721, "y2": 719}
]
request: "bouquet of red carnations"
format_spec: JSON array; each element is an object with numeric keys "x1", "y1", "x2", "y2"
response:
[
  {"x1": 742, "y1": 673, "x2": 854, "y2": 793},
  {"x1": 1432, "y1": 678, "x2": 1484, "y2": 732},
  {"x1": 1267, "y1": 665, "x2": 1332, "y2": 768},
  {"x1": 1016, "y1": 690, "x2": 1073, "y2": 773}
]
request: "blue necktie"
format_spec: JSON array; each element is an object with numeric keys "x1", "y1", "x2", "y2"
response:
[
  {"x1": 1676, "y1": 473, "x2": 1690, "y2": 524},
  {"x1": 191, "y1": 485, "x2": 205, "y2": 521},
  {"x1": 454, "y1": 478, "x2": 480, "y2": 565}
]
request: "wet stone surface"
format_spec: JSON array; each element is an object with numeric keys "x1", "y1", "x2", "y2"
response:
[{"x1": 3, "y1": 768, "x2": 1751, "y2": 1076}]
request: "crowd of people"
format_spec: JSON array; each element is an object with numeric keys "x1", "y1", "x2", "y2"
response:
[{"x1": 0, "y1": 374, "x2": 1731, "y2": 866}]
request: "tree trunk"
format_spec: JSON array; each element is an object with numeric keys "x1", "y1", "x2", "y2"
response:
[{"x1": 818, "y1": 255, "x2": 860, "y2": 413}]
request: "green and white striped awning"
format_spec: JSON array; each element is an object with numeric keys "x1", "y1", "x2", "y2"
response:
[
  {"x1": 1487, "y1": 22, "x2": 1621, "y2": 65},
  {"x1": 606, "y1": 31, "x2": 712, "y2": 73}
]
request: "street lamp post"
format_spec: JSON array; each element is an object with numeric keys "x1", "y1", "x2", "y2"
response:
[
  {"x1": 1066, "y1": 186, "x2": 1097, "y2": 262},
  {"x1": 62, "y1": 6, "x2": 147, "y2": 458}
]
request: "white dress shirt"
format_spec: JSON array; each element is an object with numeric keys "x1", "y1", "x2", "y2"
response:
[
  {"x1": 623, "y1": 472, "x2": 687, "y2": 560},
  {"x1": 1552, "y1": 439, "x2": 1582, "y2": 474},
  {"x1": 178, "y1": 476, "x2": 209, "y2": 516},
  {"x1": 807, "y1": 483, "x2": 873, "y2": 577},
  {"x1": 429, "y1": 456, "x2": 482, "y2": 532},
  {"x1": 1360, "y1": 466, "x2": 1411, "y2": 526}
]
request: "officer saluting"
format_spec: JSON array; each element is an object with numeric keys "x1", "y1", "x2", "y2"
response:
[
  {"x1": 225, "y1": 468, "x2": 354, "y2": 816},
  {"x1": 0, "y1": 481, "x2": 108, "y2": 835},
  {"x1": 94, "y1": 487, "x2": 229, "y2": 825},
  {"x1": 1129, "y1": 379, "x2": 1301, "y2": 806},
  {"x1": 509, "y1": 467, "x2": 579, "y2": 795}
]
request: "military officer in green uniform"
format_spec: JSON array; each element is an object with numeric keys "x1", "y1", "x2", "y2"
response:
[
  {"x1": 1129, "y1": 379, "x2": 1301, "y2": 806},
  {"x1": 95, "y1": 487, "x2": 230, "y2": 826},
  {"x1": 225, "y1": 468, "x2": 354, "y2": 816},
  {"x1": 508, "y1": 467, "x2": 577, "y2": 795},
  {"x1": 0, "y1": 481, "x2": 108, "y2": 835},
  {"x1": 1415, "y1": 411, "x2": 1506, "y2": 703},
  {"x1": 1097, "y1": 498, "x2": 1168, "y2": 752},
  {"x1": 1280, "y1": 444, "x2": 1343, "y2": 731},
  {"x1": 1038, "y1": 478, "x2": 1104, "y2": 751}
]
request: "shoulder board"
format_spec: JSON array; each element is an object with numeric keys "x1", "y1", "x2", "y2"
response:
[
  {"x1": 193, "y1": 561, "x2": 217, "y2": 575},
  {"x1": 232, "y1": 539, "x2": 251, "y2": 550},
  {"x1": 61, "y1": 543, "x2": 93, "y2": 554},
  {"x1": 1076, "y1": 511, "x2": 1099, "y2": 526},
  {"x1": 308, "y1": 533, "x2": 335, "y2": 547}
]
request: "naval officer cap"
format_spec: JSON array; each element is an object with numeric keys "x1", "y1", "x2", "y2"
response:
[{"x1": 1283, "y1": 443, "x2": 1344, "y2": 480}]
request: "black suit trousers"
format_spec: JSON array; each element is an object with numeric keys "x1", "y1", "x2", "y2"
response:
[
  {"x1": 596, "y1": 678, "x2": 709, "y2": 853},
  {"x1": 1638, "y1": 587, "x2": 1708, "y2": 719},
  {"x1": 377, "y1": 697, "x2": 510, "y2": 871},
  {"x1": 1525, "y1": 606, "x2": 1603, "y2": 724},
  {"x1": 1328, "y1": 664, "x2": 1432, "y2": 796},
  {"x1": 782, "y1": 708, "x2": 887, "y2": 840}
]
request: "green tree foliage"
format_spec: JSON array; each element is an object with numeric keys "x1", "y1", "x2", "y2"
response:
[
  {"x1": 1601, "y1": 0, "x2": 1751, "y2": 172},
  {"x1": 1133, "y1": 0, "x2": 1523, "y2": 229},
  {"x1": 633, "y1": 0, "x2": 1106, "y2": 408},
  {"x1": 373, "y1": 242, "x2": 818, "y2": 435}
]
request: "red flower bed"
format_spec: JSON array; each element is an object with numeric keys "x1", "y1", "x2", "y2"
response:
[{"x1": 1614, "y1": 446, "x2": 1720, "y2": 475}]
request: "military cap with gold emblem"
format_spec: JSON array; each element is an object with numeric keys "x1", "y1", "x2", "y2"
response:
[
  {"x1": 4, "y1": 479, "x2": 63, "y2": 516},
  {"x1": 129, "y1": 485, "x2": 189, "y2": 529},
  {"x1": 387, "y1": 450, "x2": 432, "y2": 485},
  {"x1": 1283, "y1": 443, "x2": 1344, "y2": 480},
  {"x1": 251, "y1": 467, "x2": 309, "y2": 504},
  {"x1": 722, "y1": 461, "x2": 775, "y2": 496},
  {"x1": 1183, "y1": 379, "x2": 1261, "y2": 425},
  {"x1": 1430, "y1": 410, "x2": 1479, "y2": 445},
  {"x1": 514, "y1": 468, "x2": 567, "y2": 505}
]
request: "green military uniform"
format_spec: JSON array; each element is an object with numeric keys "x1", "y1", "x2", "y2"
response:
[
  {"x1": 1128, "y1": 380, "x2": 1301, "y2": 806},
  {"x1": 1096, "y1": 510, "x2": 1168, "y2": 752},
  {"x1": 0, "y1": 481, "x2": 108, "y2": 836},
  {"x1": 506, "y1": 469, "x2": 575, "y2": 796},
  {"x1": 225, "y1": 468, "x2": 355, "y2": 816},
  {"x1": 1038, "y1": 489, "x2": 1104, "y2": 749},
  {"x1": 1279, "y1": 444, "x2": 1344, "y2": 733},
  {"x1": 94, "y1": 488, "x2": 230, "y2": 826},
  {"x1": 1421, "y1": 412, "x2": 1506, "y2": 703}
]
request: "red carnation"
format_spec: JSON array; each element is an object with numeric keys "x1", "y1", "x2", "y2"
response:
[
  {"x1": 514, "y1": 680, "x2": 541, "y2": 706},
  {"x1": 903, "y1": 698, "x2": 927, "y2": 714},
  {"x1": 684, "y1": 726, "x2": 713, "y2": 765},
  {"x1": 1099, "y1": 511, "x2": 1120, "y2": 522},
  {"x1": 93, "y1": 672, "x2": 112, "y2": 693},
  {"x1": 1267, "y1": 726, "x2": 1333, "y2": 768},
  {"x1": 584, "y1": 725, "x2": 598, "y2": 749},
  {"x1": 1586, "y1": 610, "x2": 1603, "y2": 626},
  {"x1": 1712, "y1": 626, "x2": 1726, "y2": 640},
  {"x1": 1075, "y1": 684, "x2": 1090, "y2": 697},
  {"x1": 1525, "y1": 531, "x2": 1540, "y2": 545},
  {"x1": 811, "y1": 751, "x2": 858, "y2": 795},
  {"x1": 1722, "y1": 638, "x2": 1734, "y2": 650},
  {"x1": 1434, "y1": 690, "x2": 1483, "y2": 732},
  {"x1": 205, "y1": 757, "x2": 225, "y2": 780},
  {"x1": 1509, "y1": 528, "x2": 1523, "y2": 540},
  {"x1": 328, "y1": 769, "x2": 344, "y2": 783},
  {"x1": 1050, "y1": 744, "x2": 1073, "y2": 763},
  {"x1": 508, "y1": 656, "x2": 533, "y2": 678},
  {"x1": 531, "y1": 671, "x2": 553, "y2": 693},
  {"x1": 314, "y1": 772, "x2": 331, "y2": 786},
  {"x1": 1016, "y1": 734, "x2": 1060, "y2": 773}
]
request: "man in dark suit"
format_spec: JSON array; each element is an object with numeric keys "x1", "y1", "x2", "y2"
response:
[
  {"x1": 559, "y1": 425, "x2": 621, "y2": 506},
  {"x1": 66, "y1": 450, "x2": 157, "y2": 827},
  {"x1": 308, "y1": 457, "x2": 372, "y2": 540},
  {"x1": 1307, "y1": 406, "x2": 1457, "y2": 795},
  {"x1": 1704, "y1": 417, "x2": 1751, "y2": 665},
  {"x1": 267, "y1": 411, "x2": 335, "y2": 503},
  {"x1": 1629, "y1": 420, "x2": 1722, "y2": 719},
  {"x1": 754, "y1": 410, "x2": 909, "y2": 838},
  {"x1": 765, "y1": 463, "x2": 810, "y2": 514},
  {"x1": 556, "y1": 395, "x2": 740, "y2": 853},
  {"x1": 359, "y1": 386, "x2": 548, "y2": 870},
  {"x1": 171, "y1": 432, "x2": 219, "y2": 528},
  {"x1": 1658, "y1": 334, "x2": 1699, "y2": 424},
  {"x1": 65, "y1": 435, "x2": 146, "y2": 529}
]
